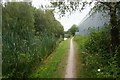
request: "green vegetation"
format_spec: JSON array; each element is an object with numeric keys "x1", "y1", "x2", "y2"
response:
[
  {"x1": 74, "y1": 26, "x2": 120, "y2": 78},
  {"x1": 67, "y1": 24, "x2": 77, "y2": 36},
  {"x1": 74, "y1": 35, "x2": 88, "y2": 78},
  {"x1": 51, "y1": 2, "x2": 120, "y2": 61},
  {"x1": 2, "y1": 2, "x2": 64, "y2": 78},
  {"x1": 30, "y1": 39, "x2": 70, "y2": 78},
  {"x1": 2, "y1": 1, "x2": 120, "y2": 79}
]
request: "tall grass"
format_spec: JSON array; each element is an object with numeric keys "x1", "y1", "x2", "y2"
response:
[
  {"x1": 30, "y1": 39, "x2": 70, "y2": 78},
  {"x1": 2, "y1": 2, "x2": 64, "y2": 78},
  {"x1": 2, "y1": 32, "x2": 61, "y2": 78}
]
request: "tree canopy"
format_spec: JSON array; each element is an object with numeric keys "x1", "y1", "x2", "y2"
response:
[{"x1": 67, "y1": 24, "x2": 77, "y2": 36}]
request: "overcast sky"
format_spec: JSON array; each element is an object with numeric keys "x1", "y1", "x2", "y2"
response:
[{"x1": 32, "y1": 0, "x2": 92, "y2": 31}]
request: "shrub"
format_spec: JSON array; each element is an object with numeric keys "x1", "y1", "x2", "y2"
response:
[{"x1": 74, "y1": 25, "x2": 120, "y2": 78}]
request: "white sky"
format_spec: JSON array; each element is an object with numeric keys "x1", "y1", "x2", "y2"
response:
[
  {"x1": 54, "y1": 8, "x2": 91, "y2": 31},
  {"x1": 32, "y1": 0, "x2": 92, "y2": 31}
]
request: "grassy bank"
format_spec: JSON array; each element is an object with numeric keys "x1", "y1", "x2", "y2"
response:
[
  {"x1": 30, "y1": 39, "x2": 70, "y2": 78},
  {"x1": 74, "y1": 36, "x2": 88, "y2": 78}
]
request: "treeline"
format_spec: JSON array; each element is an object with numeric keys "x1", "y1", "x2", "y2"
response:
[
  {"x1": 64, "y1": 24, "x2": 77, "y2": 38},
  {"x1": 2, "y1": 2, "x2": 64, "y2": 78}
]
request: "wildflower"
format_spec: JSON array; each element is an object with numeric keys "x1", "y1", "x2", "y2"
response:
[{"x1": 97, "y1": 69, "x2": 101, "y2": 72}]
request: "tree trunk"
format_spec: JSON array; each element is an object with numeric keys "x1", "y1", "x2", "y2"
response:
[{"x1": 110, "y1": 4, "x2": 119, "y2": 54}]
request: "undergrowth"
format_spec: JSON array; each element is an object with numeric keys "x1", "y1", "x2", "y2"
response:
[{"x1": 74, "y1": 26, "x2": 120, "y2": 79}]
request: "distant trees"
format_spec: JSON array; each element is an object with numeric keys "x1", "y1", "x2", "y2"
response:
[
  {"x1": 2, "y1": 2, "x2": 64, "y2": 78},
  {"x1": 67, "y1": 24, "x2": 77, "y2": 36}
]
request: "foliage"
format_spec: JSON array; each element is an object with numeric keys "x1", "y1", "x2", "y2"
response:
[
  {"x1": 85, "y1": 26, "x2": 111, "y2": 59},
  {"x1": 30, "y1": 39, "x2": 70, "y2": 78},
  {"x1": 67, "y1": 24, "x2": 77, "y2": 36},
  {"x1": 50, "y1": 1, "x2": 91, "y2": 17},
  {"x1": 51, "y1": 1, "x2": 120, "y2": 56},
  {"x1": 74, "y1": 26, "x2": 120, "y2": 78},
  {"x1": 74, "y1": 36, "x2": 89, "y2": 77},
  {"x1": 2, "y1": 2, "x2": 35, "y2": 78},
  {"x1": 34, "y1": 9, "x2": 64, "y2": 38},
  {"x1": 2, "y1": 2, "x2": 64, "y2": 78}
]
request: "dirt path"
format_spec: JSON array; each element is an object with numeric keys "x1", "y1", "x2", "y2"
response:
[{"x1": 65, "y1": 37, "x2": 76, "y2": 78}]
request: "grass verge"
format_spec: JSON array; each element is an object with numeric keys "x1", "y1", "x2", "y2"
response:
[
  {"x1": 29, "y1": 39, "x2": 70, "y2": 78},
  {"x1": 74, "y1": 36, "x2": 88, "y2": 78}
]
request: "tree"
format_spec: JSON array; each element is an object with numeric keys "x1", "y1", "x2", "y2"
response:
[
  {"x1": 49, "y1": 1, "x2": 120, "y2": 70},
  {"x1": 97, "y1": 2, "x2": 120, "y2": 54},
  {"x1": 34, "y1": 9, "x2": 46, "y2": 35},
  {"x1": 33, "y1": 9, "x2": 64, "y2": 38},
  {"x1": 68, "y1": 24, "x2": 77, "y2": 36},
  {"x1": 50, "y1": 1, "x2": 120, "y2": 54}
]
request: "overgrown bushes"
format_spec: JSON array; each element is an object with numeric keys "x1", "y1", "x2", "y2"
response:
[
  {"x1": 2, "y1": 2, "x2": 64, "y2": 78},
  {"x1": 74, "y1": 25, "x2": 120, "y2": 78}
]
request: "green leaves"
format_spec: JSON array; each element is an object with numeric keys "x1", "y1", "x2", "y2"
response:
[
  {"x1": 74, "y1": 25, "x2": 120, "y2": 78},
  {"x1": 34, "y1": 9, "x2": 64, "y2": 38},
  {"x1": 2, "y1": 2, "x2": 64, "y2": 78},
  {"x1": 67, "y1": 24, "x2": 77, "y2": 36}
]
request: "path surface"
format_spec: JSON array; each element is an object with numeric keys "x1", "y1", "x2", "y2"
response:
[{"x1": 65, "y1": 37, "x2": 76, "y2": 78}]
